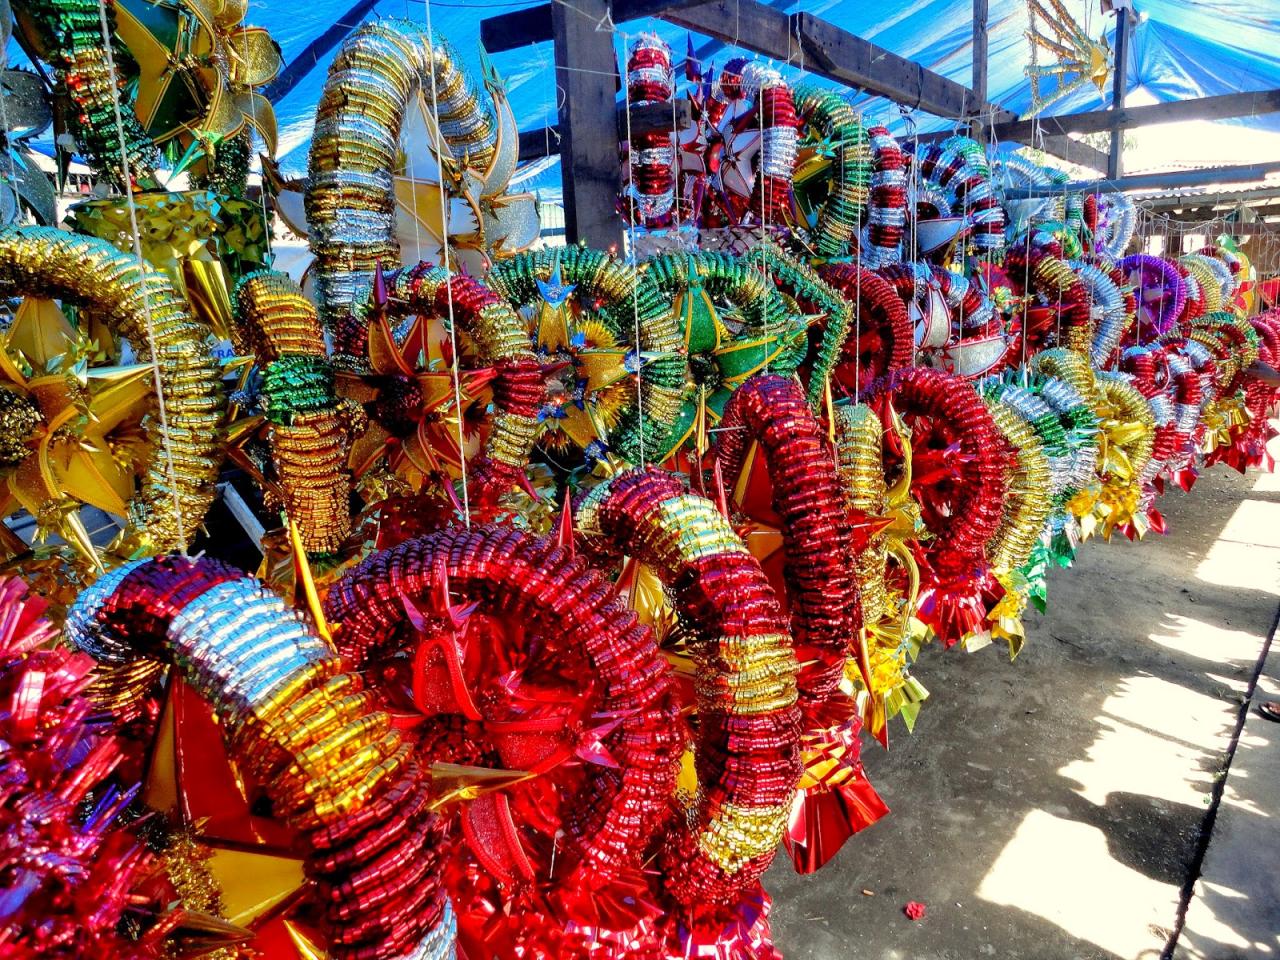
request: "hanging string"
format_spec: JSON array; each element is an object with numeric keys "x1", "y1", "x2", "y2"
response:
[
  {"x1": 957, "y1": 116, "x2": 970, "y2": 366},
  {"x1": 237, "y1": 1, "x2": 275, "y2": 264},
  {"x1": 853, "y1": 108, "x2": 864, "y2": 399},
  {"x1": 424, "y1": 0, "x2": 471, "y2": 525},
  {"x1": 1020, "y1": 116, "x2": 1041, "y2": 381},
  {"x1": 757, "y1": 63, "x2": 770, "y2": 377},
  {"x1": 96, "y1": 0, "x2": 188, "y2": 552},
  {"x1": 905, "y1": 108, "x2": 920, "y2": 367},
  {"x1": 621, "y1": 28, "x2": 647, "y2": 468}
]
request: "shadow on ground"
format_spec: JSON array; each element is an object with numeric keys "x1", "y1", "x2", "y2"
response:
[{"x1": 767, "y1": 466, "x2": 1280, "y2": 960}]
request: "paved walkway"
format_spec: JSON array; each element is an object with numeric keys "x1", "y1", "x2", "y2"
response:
[{"x1": 769, "y1": 461, "x2": 1280, "y2": 960}]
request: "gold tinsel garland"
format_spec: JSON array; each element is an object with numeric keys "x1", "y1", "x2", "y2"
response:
[{"x1": 0, "y1": 226, "x2": 225, "y2": 556}]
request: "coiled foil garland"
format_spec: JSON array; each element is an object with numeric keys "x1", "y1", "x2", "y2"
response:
[
  {"x1": 65, "y1": 556, "x2": 456, "y2": 960},
  {"x1": 306, "y1": 19, "x2": 498, "y2": 329},
  {"x1": 576, "y1": 468, "x2": 801, "y2": 909},
  {"x1": 235, "y1": 271, "x2": 353, "y2": 555},
  {"x1": 488, "y1": 247, "x2": 687, "y2": 464},
  {"x1": 0, "y1": 225, "x2": 225, "y2": 556},
  {"x1": 624, "y1": 35, "x2": 676, "y2": 225},
  {"x1": 325, "y1": 524, "x2": 683, "y2": 956},
  {"x1": 375, "y1": 264, "x2": 543, "y2": 511}
]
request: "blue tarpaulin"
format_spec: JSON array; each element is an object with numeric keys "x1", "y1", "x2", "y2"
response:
[{"x1": 10, "y1": 0, "x2": 1280, "y2": 192}]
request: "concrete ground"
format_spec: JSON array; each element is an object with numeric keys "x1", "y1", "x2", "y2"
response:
[{"x1": 769, "y1": 462, "x2": 1280, "y2": 960}]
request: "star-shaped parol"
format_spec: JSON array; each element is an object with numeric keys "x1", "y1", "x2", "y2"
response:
[{"x1": 0, "y1": 297, "x2": 155, "y2": 569}]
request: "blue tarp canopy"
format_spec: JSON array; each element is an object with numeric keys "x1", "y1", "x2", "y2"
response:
[{"x1": 11, "y1": 0, "x2": 1280, "y2": 192}]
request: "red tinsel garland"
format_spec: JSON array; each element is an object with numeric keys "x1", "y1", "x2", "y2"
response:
[
  {"x1": 820, "y1": 263, "x2": 914, "y2": 390},
  {"x1": 864, "y1": 367, "x2": 1009, "y2": 646},
  {"x1": 326, "y1": 525, "x2": 683, "y2": 956}
]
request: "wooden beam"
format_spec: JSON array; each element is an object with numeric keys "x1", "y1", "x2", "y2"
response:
[
  {"x1": 923, "y1": 88, "x2": 1280, "y2": 144},
  {"x1": 660, "y1": 3, "x2": 1105, "y2": 169},
  {"x1": 518, "y1": 98, "x2": 694, "y2": 162},
  {"x1": 265, "y1": 0, "x2": 381, "y2": 103},
  {"x1": 1141, "y1": 186, "x2": 1280, "y2": 210},
  {"x1": 1005, "y1": 160, "x2": 1280, "y2": 198},
  {"x1": 1107, "y1": 7, "x2": 1132, "y2": 179},
  {"x1": 481, "y1": 0, "x2": 713, "y2": 52},
  {"x1": 480, "y1": 0, "x2": 1107, "y2": 169},
  {"x1": 971, "y1": 0, "x2": 988, "y2": 142},
  {"x1": 658, "y1": 2, "x2": 975, "y2": 119},
  {"x1": 551, "y1": 0, "x2": 625, "y2": 249}
]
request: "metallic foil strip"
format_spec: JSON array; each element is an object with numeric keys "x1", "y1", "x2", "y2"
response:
[
  {"x1": 306, "y1": 20, "x2": 498, "y2": 328},
  {"x1": 0, "y1": 226, "x2": 224, "y2": 554}
]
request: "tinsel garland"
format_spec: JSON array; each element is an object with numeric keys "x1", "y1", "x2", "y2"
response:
[
  {"x1": 235, "y1": 271, "x2": 352, "y2": 555},
  {"x1": 714, "y1": 374, "x2": 870, "y2": 719},
  {"x1": 862, "y1": 125, "x2": 907, "y2": 269},
  {"x1": 1120, "y1": 254, "x2": 1186, "y2": 338},
  {"x1": 908, "y1": 135, "x2": 1006, "y2": 255},
  {"x1": 17, "y1": 0, "x2": 161, "y2": 187},
  {"x1": 1093, "y1": 193, "x2": 1136, "y2": 259},
  {"x1": 0, "y1": 226, "x2": 225, "y2": 556},
  {"x1": 865, "y1": 367, "x2": 1008, "y2": 647},
  {"x1": 747, "y1": 243, "x2": 853, "y2": 407},
  {"x1": 833, "y1": 402, "x2": 892, "y2": 625},
  {"x1": 819, "y1": 263, "x2": 915, "y2": 390},
  {"x1": 792, "y1": 85, "x2": 871, "y2": 258},
  {"x1": 1075, "y1": 260, "x2": 1131, "y2": 368},
  {"x1": 65, "y1": 556, "x2": 456, "y2": 960},
  {"x1": 624, "y1": 35, "x2": 676, "y2": 225},
  {"x1": 735, "y1": 63, "x2": 798, "y2": 226},
  {"x1": 576, "y1": 468, "x2": 802, "y2": 909},
  {"x1": 487, "y1": 247, "x2": 686, "y2": 464},
  {"x1": 305, "y1": 19, "x2": 499, "y2": 329},
  {"x1": 1005, "y1": 242, "x2": 1091, "y2": 353},
  {"x1": 379, "y1": 264, "x2": 543, "y2": 510},
  {"x1": 981, "y1": 395, "x2": 1054, "y2": 573},
  {"x1": 325, "y1": 524, "x2": 682, "y2": 957}
]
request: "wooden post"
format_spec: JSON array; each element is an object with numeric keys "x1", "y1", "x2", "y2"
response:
[
  {"x1": 971, "y1": 0, "x2": 988, "y2": 142},
  {"x1": 550, "y1": 0, "x2": 625, "y2": 250},
  {"x1": 1108, "y1": 5, "x2": 1132, "y2": 180}
]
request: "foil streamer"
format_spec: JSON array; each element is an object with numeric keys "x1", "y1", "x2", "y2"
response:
[{"x1": 0, "y1": 225, "x2": 224, "y2": 556}]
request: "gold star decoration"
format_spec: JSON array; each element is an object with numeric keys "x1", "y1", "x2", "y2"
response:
[{"x1": 0, "y1": 296, "x2": 157, "y2": 569}]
